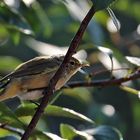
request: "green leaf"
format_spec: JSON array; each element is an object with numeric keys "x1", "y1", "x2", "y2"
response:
[
  {"x1": 0, "y1": 103, "x2": 24, "y2": 128},
  {"x1": 0, "y1": 125, "x2": 23, "y2": 138},
  {"x1": 0, "y1": 56, "x2": 21, "y2": 72},
  {"x1": 120, "y1": 86, "x2": 140, "y2": 97},
  {"x1": 91, "y1": 0, "x2": 117, "y2": 11},
  {"x1": 32, "y1": 130, "x2": 65, "y2": 140},
  {"x1": 42, "y1": 132, "x2": 65, "y2": 140},
  {"x1": 92, "y1": 125, "x2": 123, "y2": 140},
  {"x1": 4, "y1": 23, "x2": 34, "y2": 36},
  {"x1": 0, "y1": 128, "x2": 13, "y2": 138},
  {"x1": 15, "y1": 103, "x2": 36, "y2": 117},
  {"x1": 107, "y1": 7, "x2": 120, "y2": 31},
  {"x1": 0, "y1": 2, "x2": 34, "y2": 36},
  {"x1": 126, "y1": 56, "x2": 140, "y2": 66},
  {"x1": 11, "y1": 31, "x2": 20, "y2": 45},
  {"x1": 97, "y1": 46, "x2": 114, "y2": 77},
  {"x1": 0, "y1": 24, "x2": 9, "y2": 46},
  {"x1": 63, "y1": 88, "x2": 92, "y2": 104},
  {"x1": 15, "y1": 104, "x2": 94, "y2": 124},
  {"x1": 46, "y1": 105, "x2": 94, "y2": 124},
  {"x1": 60, "y1": 124, "x2": 93, "y2": 140},
  {"x1": 31, "y1": 1, "x2": 53, "y2": 37},
  {"x1": 97, "y1": 46, "x2": 113, "y2": 57}
]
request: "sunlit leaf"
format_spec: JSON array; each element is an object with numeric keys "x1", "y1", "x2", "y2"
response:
[
  {"x1": 0, "y1": 2, "x2": 34, "y2": 36},
  {"x1": 91, "y1": 0, "x2": 117, "y2": 11},
  {"x1": 22, "y1": 0, "x2": 35, "y2": 7},
  {"x1": 42, "y1": 132, "x2": 65, "y2": 140},
  {"x1": 120, "y1": 86, "x2": 140, "y2": 99},
  {"x1": 4, "y1": 23, "x2": 34, "y2": 36},
  {"x1": 46, "y1": 105, "x2": 94, "y2": 124},
  {"x1": 126, "y1": 56, "x2": 140, "y2": 66},
  {"x1": 107, "y1": 7, "x2": 120, "y2": 31},
  {"x1": 98, "y1": 46, "x2": 113, "y2": 57},
  {"x1": 0, "y1": 128, "x2": 13, "y2": 137},
  {"x1": 98, "y1": 46, "x2": 114, "y2": 77},
  {"x1": 60, "y1": 124, "x2": 93, "y2": 140},
  {"x1": 0, "y1": 125, "x2": 23, "y2": 138},
  {"x1": 32, "y1": 130, "x2": 65, "y2": 140},
  {"x1": 16, "y1": 104, "x2": 94, "y2": 124}
]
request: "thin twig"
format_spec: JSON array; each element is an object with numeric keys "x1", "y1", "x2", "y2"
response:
[
  {"x1": 68, "y1": 71, "x2": 140, "y2": 88},
  {"x1": 21, "y1": 6, "x2": 95, "y2": 140}
]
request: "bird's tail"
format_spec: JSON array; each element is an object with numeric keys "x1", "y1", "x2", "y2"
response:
[
  {"x1": 0, "y1": 89, "x2": 8, "y2": 101},
  {"x1": 0, "y1": 80, "x2": 10, "y2": 89},
  {"x1": 0, "y1": 80, "x2": 20, "y2": 101},
  {"x1": 0, "y1": 74, "x2": 11, "y2": 89}
]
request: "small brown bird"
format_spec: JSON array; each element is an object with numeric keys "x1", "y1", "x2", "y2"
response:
[{"x1": 0, "y1": 55, "x2": 87, "y2": 101}]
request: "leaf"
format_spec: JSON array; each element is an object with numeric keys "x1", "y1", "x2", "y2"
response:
[
  {"x1": 63, "y1": 88, "x2": 92, "y2": 104},
  {"x1": 0, "y1": 2, "x2": 34, "y2": 36},
  {"x1": 0, "y1": 24, "x2": 9, "y2": 46},
  {"x1": 91, "y1": 0, "x2": 117, "y2": 11},
  {"x1": 32, "y1": 130, "x2": 65, "y2": 140},
  {"x1": 31, "y1": 1, "x2": 53, "y2": 37},
  {"x1": 126, "y1": 56, "x2": 140, "y2": 66},
  {"x1": 0, "y1": 125, "x2": 23, "y2": 138},
  {"x1": 0, "y1": 128, "x2": 13, "y2": 138},
  {"x1": 0, "y1": 56, "x2": 21, "y2": 71},
  {"x1": 4, "y1": 23, "x2": 34, "y2": 36},
  {"x1": 91, "y1": 125, "x2": 123, "y2": 140},
  {"x1": 97, "y1": 46, "x2": 113, "y2": 57},
  {"x1": 15, "y1": 104, "x2": 36, "y2": 117},
  {"x1": 42, "y1": 132, "x2": 66, "y2": 140},
  {"x1": 15, "y1": 104, "x2": 94, "y2": 124},
  {"x1": 60, "y1": 124, "x2": 93, "y2": 140},
  {"x1": 10, "y1": 31, "x2": 21, "y2": 45},
  {"x1": 49, "y1": 91, "x2": 63, "y2": 105},
  {"x1": 97, "y1": 46, "x2": 114, "y2": 76},
  {"x1": 120, "y1": 86, "x2": 140, "y2": 99},
  {"x1": 0, "y1": 103, "x2": 24, "y2": 128},
  {"x1": 107, "y1": 7, "x2": 120, "y2": 31},
  {"x1": 46, "y1": 105, "x2": 94, "y2": 124}
]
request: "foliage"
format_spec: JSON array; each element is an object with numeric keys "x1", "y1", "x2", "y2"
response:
[{"x1": 0, "y1": 0, "x2": 140, "y2": 140}]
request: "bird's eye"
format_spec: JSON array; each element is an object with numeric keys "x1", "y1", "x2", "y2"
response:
[{"x1": 70, "y1": 61, "x2": 75, "y2": 66}]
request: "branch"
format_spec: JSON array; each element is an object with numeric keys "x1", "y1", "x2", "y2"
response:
[
  {"x1": 68, "y1": 71, "x2": 140, "y2": 88},
  {"x1": 26, "y1": 70, "x2": 140, "y2": 91},
  {"x1": 21, "y1": 6, "x2": 95, "y2": 140}
]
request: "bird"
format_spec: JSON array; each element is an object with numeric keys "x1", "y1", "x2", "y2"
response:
[{"x1": 0, "y1": 55, "x2": 88, "y2": 101}]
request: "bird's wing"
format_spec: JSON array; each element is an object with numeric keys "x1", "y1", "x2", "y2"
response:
[{"x1": 0, "y1": 56, "x2": 62, "y2": 82}]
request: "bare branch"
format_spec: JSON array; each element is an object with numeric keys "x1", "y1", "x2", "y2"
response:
[
  {"x1": 68, "y1": 71, "x2": 140, "y2": 88},
  {"x1": 26, "y1": 70, "x2": 140, "y2": 91},
  {"x1": 21, "y1": 5, "x2": 95, "y2": 140}
]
